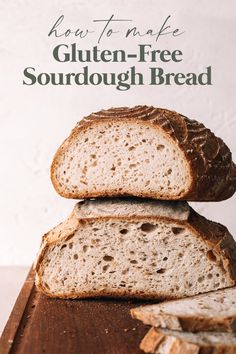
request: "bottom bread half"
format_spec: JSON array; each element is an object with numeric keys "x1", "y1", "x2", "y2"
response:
[{"x1": 34, "y1": 199, "x2": 236, "y2": 300}]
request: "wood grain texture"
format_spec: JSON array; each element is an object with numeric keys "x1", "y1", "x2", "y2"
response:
[{"x1": 0, "y1": 268, "x2": 149, "y2": 354}]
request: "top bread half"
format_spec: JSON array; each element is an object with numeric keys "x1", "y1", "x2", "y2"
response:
[{"x1": 51, "y1": 106, "x2": 236, "y2": 201}]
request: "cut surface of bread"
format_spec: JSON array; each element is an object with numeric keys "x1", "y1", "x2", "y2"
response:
[
  {"x1": 34, "y1": 198, "x2": 236, "y2": 299},
  {"x1": 140, "y1": 327, "x2": 236, "y2": 354},
  {"x1": 131, "y1": 287, "x2": 236, "y2": 332},
  {"x1": 51, "y1": 106, "x2": 236, "y2": 201}
]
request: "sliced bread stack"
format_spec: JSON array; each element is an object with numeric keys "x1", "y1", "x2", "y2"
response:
[
  {"x1": 35, "y1": 106, "x2": 236, "y2": 302},
  {"x1": 131, "y1": 287, "x2": 236, "y2": 353}
]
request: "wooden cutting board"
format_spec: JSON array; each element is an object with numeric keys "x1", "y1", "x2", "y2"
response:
[{"x1": 0, "y1": 268, "x2": 149, "y2": 354}]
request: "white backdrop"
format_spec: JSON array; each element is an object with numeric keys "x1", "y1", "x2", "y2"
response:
[{"x1": 0, "y1": 0, "x2": 236, "y2": 265}]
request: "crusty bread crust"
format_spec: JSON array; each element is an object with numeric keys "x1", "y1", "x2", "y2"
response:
[
  {"x1": 51, "y1": 106, "x2": 236, "y2": 201},
  {"x1": 34, "y1": 202, "x2": 236, "y2": 299},
  {"x1": 140, "y1": 327, "x2": 236, "y2": 354}
]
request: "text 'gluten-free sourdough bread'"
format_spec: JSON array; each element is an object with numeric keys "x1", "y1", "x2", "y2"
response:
[
  {"x1": 51, "y1": 106, "x2": 236, "y2": 201},
  {"x1": 34, "y1": 198, "x2": 236, "y2": 299}
]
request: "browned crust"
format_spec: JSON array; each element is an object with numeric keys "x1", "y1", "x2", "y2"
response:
[
  {"x1": 131, "y1": 308, "x2": 236, "y2": 333},
  {"x1": 140, "y1": 328, "x2": 166, "y2": 353},
  {"x1": 188, "y1": 208, "x2": 236, "y2": 282},
  {"x1": 51, "y1": 106, "x2": 236, "y2": 201},
  {"x1": 35, "y1": 205, "x2": 236, "y2": 300},
  {"x1": 178, "y1": 316, "x2": 236, "y2": 333},
  {"x1": 140, "y1": 327, "x2": 236, "y2": 354}
]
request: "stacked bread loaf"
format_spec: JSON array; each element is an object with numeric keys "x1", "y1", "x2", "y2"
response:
[
  {"x1": 35, "y1": 106, "x2": 236, "y2": 302},
  {"x1": 35, "y1": 106, "x2": 236, "y2": 299}
]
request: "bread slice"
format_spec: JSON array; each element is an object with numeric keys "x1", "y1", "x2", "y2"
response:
[
  {"x1": 34, "y1": 198, "x2": 236, "y2": 299},
  {"x1": 140, "y1": 327, "x2": 236, "y2": 354},
  {"x1": 51, "y1": 106, "x2": 236, "y2": 201},
  {"x1": 131, "y1": 287, "x2": 236, "y2": 333}
]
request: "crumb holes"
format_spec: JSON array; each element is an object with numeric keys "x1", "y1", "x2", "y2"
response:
[
  {"x1": 172, "y1": 227, "x2": 185, "y2": 235},
  {"x1": 129, "y1": 164, "x2": 136, "y2": 168},
  {"x1": 120, "y1": 229, "x2": 128, "y2": 235},
  {"x1": 207, "y1": 273, "x2": 213, "y2": 279},
  {"x1": 103, "y1": 255, "x2": 114, "y2": 262},
  {"x1": 156, "y1": 144, "x2": 165, "y2": 151},
  {"x1": 91, "y1": 271, "x2": 95, "y2": 275},
  {"x1": 140, "y1": 223, "x2": 157, "y2": 232},
  {"x1": 103, "y1": 265, "x2": 110, "y2": 272},
  {"x1": 207, "y1": 250, "x2": 217, "y2": 262},
  {"x1": 122, "y1": 268, "x2": 129, "y2": 275},
  {"x1": 198, "y1": 276, "x2": 204, "y2": 283},
  {"x1": 44, "y1": 282, "x2": 50, "y2": 290},
  {"x1": 110, "y1": 165, "x2": 116, "y2": 171},
  {"x1": 65, "y1": 234, "x2": 74, "y2": 242},
  {"x1": 91, "y1": 239, "x2": 100, "y2": 245},
  {"x1": 73, "y1": 254, "x2": 78, "y2": 260},
  {"x1": 69, "y1": 243, "x2": 73, "y2": 249},
  {"x1": 167, "y1": 168, "x2": 172, "y2": 175},
  {"x1": 90, "y1": 154, "x2": 96, "y2": 159},
  {"x1": 142, "y1": 139, "x2": 147, "y2": 142},
  {"x1": 156, "y1": 268, "x2": 165, "y2": 274},
  {"x1": 128, "y1": 146, "x2": 135, "y2": 151},
  {"x1": 130, "y1": 260, "x2": 138, "y2": 264},
  {"x1": 163, "y1": 257, "x2": 168, "y2": 261},
  {"x1": 60, "y1": 244, "x2": 67, "y2": 250},
  {"x1": 83, "y1": 245, "x2": 89, "y2": 252}
]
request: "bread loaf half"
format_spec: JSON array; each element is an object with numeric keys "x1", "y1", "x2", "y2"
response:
[
  {"x1": 131, "y1": 287, "x2": 236, "y2": 333},
  {"x1": 51, "y1": 106, "x2": 236, "y2": 201},
  {"x1": 140, "y1": 327, "x2": 236, "y2": 354},
  {"x1": 34, "y1": 198, "x2": 236, "y2": 299}
]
